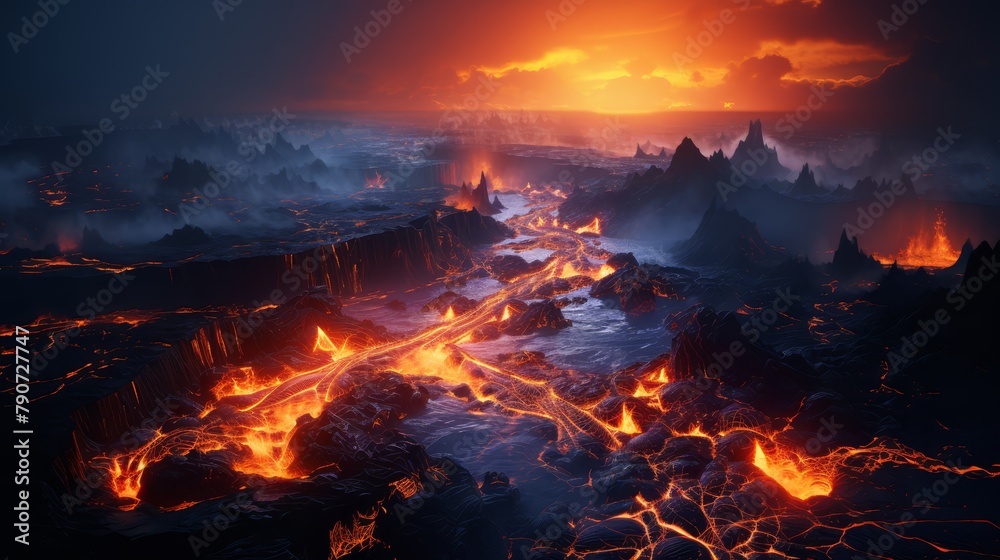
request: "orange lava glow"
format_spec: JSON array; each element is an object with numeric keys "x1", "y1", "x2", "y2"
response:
[
  {"x1": 595, "y1": 264, "x2": 615, "y2": 280},
  {"x1": 874, "y1": 212, "x2": 961, "y2": 268},
  {"x1": 364, "y1": 171, "x2": 387, "y2": 189},
  {"x1": 648, "y1": 366, "x2": 670, "y2": 384},
  {"x1": 574, "y1": 217, "x2": 602, "y2": 235},
  {"x1": 753, "y1": 442, "x2": 834, "y2": 500},
  {"x1": 617, "y1": 405, "x2": 642, "y2": 434},
  {"x1": 329, "y1": 507, "x2": 379, "y2": 558},
  {"x1": 75, "y1": 175, "x2": 1000, "y2": 560},
  {"x1": 632, "y1": 384, "x2": 656, "y2": 398},
  {"x1": 313, "y1": 327, "x2": 354, "y2": 360},
  {"x1": 394, "y1": 344, "x2": 470, "y2": 388}
]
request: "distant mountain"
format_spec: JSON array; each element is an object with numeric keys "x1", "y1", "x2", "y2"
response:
[
  {"x1": 634, "y1": 143, "x2": 668, "y2": 160},
  {"x1": 672, "y1": 198, "x2": 783, "y2": 269},
  {"x1": 158, "y1": 157, "x2": 214, "y2": 193},
  {"x1": 641, "y1": 140, "x2": 667, "y2": 155},
  {"x1": 153, "y1": 225, "x2": 210, "y2": 247},
  {"x1": 80, "y1": 226, "x2": 118, "y2": 256},
  {"x1": 828, "y1": 229, "x2": 882, "y2": 278},
  {"x1": 788, "y1": 164, "x2": 827, "y2": 197},
  {"x1": 729, "y1": 119, "x2": 790, "y2": 180},
  {"x1": 560, "y1": 137, "x2": 731, "y2": 237}
]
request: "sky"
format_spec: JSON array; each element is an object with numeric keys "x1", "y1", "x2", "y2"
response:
[{"x1": 1, "y1": 0, "x2": 994, "y2": 125}]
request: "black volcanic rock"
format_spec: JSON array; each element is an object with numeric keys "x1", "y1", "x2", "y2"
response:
[
  {"x1": 590, "y1": 261, "x2": 681, "y2": 315},
  {"x1": 483, "y1": 254, "x2": 549, "y2": 282},
  {"x1": 866, "y1": 262, "x2": 937, "y2": 307},
  {"x1": 669, "y1": 307, "x2": 818, "y2": 418},
  {"x1": 829, "y1": 229, "x2": 882, "y2": 278},
  {"x1": 877, "y1": 239, "x2": 1000, "y2": 462},
  {"x1": 770, "y1": 256, "x2": 822, "y2": 294},
  {"x1": 559, "y1": 137, "x2": 728, "y2": 237},
  {"x1": 672, "y1": 199, "x2": 782, "y2": 269},
  {"x1": 6, "y1": 210, "x2": 503, "y2": 324},
  {"x1": 668, "y1": 137, "x2": 714, "y2": 178},
  {"x1": 287, "y1": 374, "x2": 429, "y2": 476},
  {"x1": 607, "y1": 252, "x2": 640, "y2": 269},
  {"x1": 421, "y1": 291, "x2": 477, "y2": 316},
  {"x1": 136, "y1": 450, "x2": 241, "y2": 508},
  {"x1": 943, "y1": 238, "x2": 975, "y2": 276},
  {"x1": 788, "y1": 163, "x2": 827, "y2": 196},
  {"x1": 729, "y1": 119, "x2": 790, "y2": 180},
  {"x1": 153, "y1": 224, "x2": 210, "y2": 246},
  {"x1": 0, "y1": 243, "x2": 60, "y2": 265},
  {"x1": 411, "y1": 208, "x2": 513, "y2": 246},
  {"x1": 452, "y1": 172, "x2": 503, "y2": 215},
  {"x1": 499, "y1": 300, "x2": 571, "y2": 335},
  {"x1": 961, "y1": 239, "x2": 1000, "y2": 285}
]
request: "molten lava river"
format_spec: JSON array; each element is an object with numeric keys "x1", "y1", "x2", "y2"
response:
[{"x1": 46, "y1": 182, "x2": 1000, "y2": 560}]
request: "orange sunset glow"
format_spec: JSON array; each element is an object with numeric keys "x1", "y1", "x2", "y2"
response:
[{"x1": 320, "y1": 0, "x2": 916, "y2": 114}]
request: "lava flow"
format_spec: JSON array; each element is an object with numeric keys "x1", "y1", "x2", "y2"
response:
[
  {"x1": 62, "y1": 179, "x2": 1000, "y2": 560},
  {"x1": 874, "y1": 212, "x2": 961, "y2": 268},
  {"x1": 752, "y1": 442, "x2": 833, "y2": 500}
]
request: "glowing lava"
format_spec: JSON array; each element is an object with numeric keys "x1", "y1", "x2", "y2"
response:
[
  {"x1": 574, "y1": 217, "x2": 602, "y2": 235},
  {"x1": 364, "y1": 171, "x2": 387, "y2": 189},
  {"x1": 313, "y1": 327, "x2": 354, "y2": 360},
  {"x1": 632, "y1": 384, "x2": 656, "y2": 398},
  {"x1": 617, "y1": 405, "x2": 642, "y2": 434},
  {"x1": 874, "y1": 212, "x2": 960, "y2": 268},
  {"x1": 753, "y1": 442, "x2": 833, "y2": 500},
  {"x1": 648, "y1": 366, "x2": 670, "y2": 384}
]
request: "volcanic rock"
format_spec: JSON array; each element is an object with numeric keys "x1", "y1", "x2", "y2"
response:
[
  {"x1": 452, "y1": 171, "x2": 504, "y2": 215},
  {"x1": 672, "y1": 199, "x2": 782, "y2": 269},
  {"x1": 788, "y1": 163, "x2": 827, "y2": 196},
  {"x1": 153, "y1": 224, "x2": 210, "y2": 246},
  {"x1": 484, "y1": 254, "x2": 549, "y2": 282},
  {"x1": 574, "y1": 516, "x2": 650, "y2": 552},
  {"x1": 590, "y1": 261, "x2": 679, "y2": 314},
  {"x1": 499, "y1": 300, "x2": 571, "y2": 335},
  {"x1": 0, "y1": 243, "x2": 60, "y2": 265},
  {"x1": 559, "y1": 137, "x2": 729, "y2": 238},
  {"x1": 729, "y1": 119, "x2": 790, "y2": 180},
  {"x1": 136, "y1": 450, "x2": 242, "y2": 508},
  {"x1": 828, "y1": 229, "x2": 882, "y2": 278},
  {"x1": 287, "y1": 374, "x2": 429, "y2": 476}
]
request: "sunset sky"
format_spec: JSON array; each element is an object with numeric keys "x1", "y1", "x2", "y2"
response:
[
  {"x1": 320, "y1": 0, "x2": 908, "y2": 113},
  {"x1": 2, "y1": 0, "x2": 990, "y2": 122}
]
